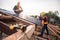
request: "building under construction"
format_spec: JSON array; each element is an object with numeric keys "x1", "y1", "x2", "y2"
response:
[{"x1": 0, "y1": 8, "x2": 60, "y2": 40}]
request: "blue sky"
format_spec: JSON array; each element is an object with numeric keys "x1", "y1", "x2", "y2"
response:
[{"x1": 0, "y1": 0, "x2": 60, "y2": 16}]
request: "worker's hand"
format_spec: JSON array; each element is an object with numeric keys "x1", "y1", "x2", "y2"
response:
[
  {"x1": 16, "y1": 8, "x2": 22, "y2": 12},
  {"x1": 18, "y1": 8, "x2": 22, "y2": 10},
  {"x1": 15, "y1": 10, "x2": 19, "y2": 12}
]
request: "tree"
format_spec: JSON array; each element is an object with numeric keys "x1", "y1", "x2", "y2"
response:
[
  {"x1": 45, "y1": 11, "x2": 60, "y2": 27},
  {"x1": 54, "y1": 10, "x2": 59, "y2": 16}
]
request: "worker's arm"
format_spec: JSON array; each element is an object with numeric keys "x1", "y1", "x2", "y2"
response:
[
  {"x1": 41, "y1": 20, "x2": 44, "y2": 26},
  {"x1": 18, "y1": 6, "x2": 23, "y2": 12},
  {"x1": 13, "y1": 6, "x2": 17, "y2": 11},
  {"x1": 20, "y1": 7, "x2": 23, "y2": 10}
]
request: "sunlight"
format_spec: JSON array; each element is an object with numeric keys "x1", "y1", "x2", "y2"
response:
[{"x1": 0, "y1": 0, "x2": 60, "y2": 16}]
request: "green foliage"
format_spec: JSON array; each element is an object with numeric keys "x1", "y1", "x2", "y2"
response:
[{"x1": 45, "y1": 11, "x2": 60, "y2": 27}]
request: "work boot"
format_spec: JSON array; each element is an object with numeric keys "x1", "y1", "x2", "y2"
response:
[{"x1": 37, "y1": 34, "x2": 43, "y2": 38}]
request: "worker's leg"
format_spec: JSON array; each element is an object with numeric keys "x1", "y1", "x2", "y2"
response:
[
  {"x1": 40, "y1": 26, "x2": 45, "y2": 37},
  {"x1": 45, "y1": 25, "x2": 49, "y2": 35},
  {"x1": 45, "y1": 25, "x2": 50, "y2": 40}
]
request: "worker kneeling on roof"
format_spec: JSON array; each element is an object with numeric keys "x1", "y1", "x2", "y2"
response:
[{"x1": 13, "y1": 2, "x2": 23, "y2": 16}]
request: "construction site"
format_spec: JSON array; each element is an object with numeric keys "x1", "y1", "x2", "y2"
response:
[
  {"x1": 0, "y1": 0, "x2": 60, "y2": 40},
  {"x1": 0, "y1": 8, "x2": 60, "y2": 40}
]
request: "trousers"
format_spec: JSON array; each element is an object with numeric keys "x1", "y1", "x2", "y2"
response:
[{"x1": 40, "y1": 24, "x2": 49, "y2": 37}]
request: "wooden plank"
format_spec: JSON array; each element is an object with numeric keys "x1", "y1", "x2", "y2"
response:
[
  {"x1": 33, "y1": 35, "x2": 47, "y2": 40},
  {"x1": 48, "y1": 24, "x2": 60, "y2": 34},
  {"x1": 48, "y1": 26, "x2": 60, "y2": 38},
  {"x1": 3, "y1": 25, "x2": 35, "y2": 40}
]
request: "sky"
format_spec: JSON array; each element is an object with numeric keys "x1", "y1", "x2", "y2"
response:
[{"x1": 0, "y1": 0, "x2": 60, "y2": 16}]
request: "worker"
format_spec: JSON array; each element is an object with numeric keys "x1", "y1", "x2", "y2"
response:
[
  {"x1": 38, "y1": 15, "x2": 49, "y2": 37},
  {"x1": 13, "y1": 2, "x2": 23, "y2": 16}
]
